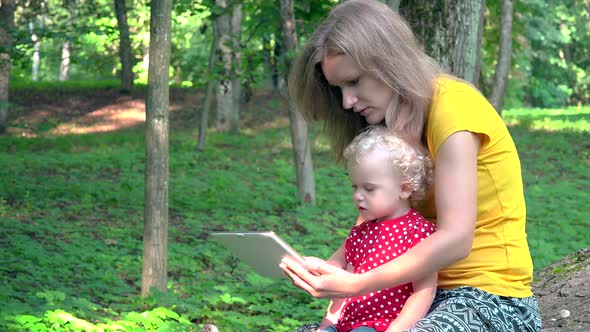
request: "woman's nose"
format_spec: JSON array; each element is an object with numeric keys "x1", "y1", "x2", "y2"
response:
[{"x1": 342, "y1": 89, "x2": 358, "y2": 109}]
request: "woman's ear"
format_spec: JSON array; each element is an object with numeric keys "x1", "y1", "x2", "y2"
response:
[{"x1": 400, "y1": 182, "x2": 413, "y2": 199}]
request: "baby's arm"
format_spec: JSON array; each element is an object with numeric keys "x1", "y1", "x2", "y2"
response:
[
  {"x1": 318, "y1": 298, "x2": 346, "y2": 329},
  {"x1": 385, "y1": 272, "x2": 437, "y2": 332},
  {"x1": 317, "y1": 248, "x2": 352, "y2": 330},
  {"x1": 326, "y1": 241, "x2": 347, "y2": 268}
]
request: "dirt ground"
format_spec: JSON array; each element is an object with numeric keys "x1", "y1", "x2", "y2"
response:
[
  {"x1": 532, "y1": 248, "x2": 590, "y2": 331},
  {"x1": 6, "y1": 87, "x2": 288, "y2": 137}
]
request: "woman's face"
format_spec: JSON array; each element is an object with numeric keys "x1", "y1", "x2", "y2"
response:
[{"x1": 321, "y1": 54, "x2": 395, "y2": 125}]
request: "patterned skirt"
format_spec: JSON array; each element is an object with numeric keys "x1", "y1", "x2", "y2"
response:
[{"x1": 407, "y1": 286, "x2": 542, "y2": 332}]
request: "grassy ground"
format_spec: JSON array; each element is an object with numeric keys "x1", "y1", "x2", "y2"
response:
[{"x1": 1, "y1": 88, "x2": 589, "y2": 331}]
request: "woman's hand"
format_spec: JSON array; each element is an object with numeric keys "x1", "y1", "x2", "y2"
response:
[{"x1": 280, "y1": 256, "x2": 360, "y2": 299}]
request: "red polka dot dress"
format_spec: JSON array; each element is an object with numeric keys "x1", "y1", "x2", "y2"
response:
[{"x1": 336, "y1": 209, "x2": 436, "y2": 332}]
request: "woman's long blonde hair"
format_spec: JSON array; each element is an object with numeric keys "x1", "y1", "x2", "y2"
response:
[{"x1": 289, "y1": 0, "x2": 442, "y2": 160}]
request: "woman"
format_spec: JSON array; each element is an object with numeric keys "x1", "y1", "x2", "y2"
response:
[{"x1": 279, "y1": 0, "x2": 541, "y2": 331}]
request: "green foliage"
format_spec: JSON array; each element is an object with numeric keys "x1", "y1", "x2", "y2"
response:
[
  {"x1": 512, "y1": 0, "x2": 589, "y2": 107},
  {"x1": 8, "y1": 0, "x2": 341, "y2": 91},
  {"x1": 6, "y1": 0, "x2": 590, "y2": 108},
  {"x1": 478, "y1": 0, "x2": 590, "y2": 108},
  {"x1": 1, "y1": 95, "x2": 589, "y2": 330}
]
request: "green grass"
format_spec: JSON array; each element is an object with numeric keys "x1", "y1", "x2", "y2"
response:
[
  {"x1": 10, "y1": 79, "x2": 123, "y2": 91},
  {"x1": 1, "y1": 101, "x2": 588, "y2": 331},
  {"x1": 503, "y1": 106, "x2": 590, "y2": 269}
]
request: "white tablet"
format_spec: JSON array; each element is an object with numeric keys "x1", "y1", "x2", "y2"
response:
[{"x1": 210, "y1": 231, "x2": 305, "y2": 279}]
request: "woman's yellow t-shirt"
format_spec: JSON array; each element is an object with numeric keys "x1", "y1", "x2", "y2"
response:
[{"x1": 416, "y1": 76, "x2": 534, "y2": 298}]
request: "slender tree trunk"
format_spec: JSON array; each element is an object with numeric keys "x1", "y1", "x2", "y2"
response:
[
  {"x1": 114, "y1": 0, "x2": 134, "y2": 92},
  {"x1": 489, "y1": 0, "x2": 513, "y2": 115},
  {"x1": 0, "y1": 0, "x2": 15, "y2": 133},
  {"x1": 262, "y1": 35, "x2": 274, "y2": 90},
  {"x1": 214, "y1": 0, "x2": 233, "y2": 132},
  {"x1": 197, "y1": 30, "x2": 217, "y2": 151},
  {"x1": 29, "y1": 20, "x2": 41, "y2": 81},
  {"x1": 142, "y1": 0, "x2": 171, "y2": 297},
  {"x1": 229, "y1": 2, "x2": 242, "y2": 133},
  {"x1": 280, "y1": 0, "x2": 316, "y2": 205},
  {"x1": 402, "y1": 0, "x2": 485, "y2": 86},
  {"x1": 59, "y1": 0, "x2": 75, "y2": 81},
  {"x1": 59, "y1": 39, "x2": 71, "y2": 81}
]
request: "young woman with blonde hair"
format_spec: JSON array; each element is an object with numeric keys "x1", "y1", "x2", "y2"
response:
[{"x1": 280, "y1": 0, "x2": 542, "y2": 331}]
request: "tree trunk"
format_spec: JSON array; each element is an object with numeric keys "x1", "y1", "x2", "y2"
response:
[
  {"x1": 29, "y1": 19, "x2": 41, "y2": 81},
  {"x1": 402, "y1": 0, "x2": 485, "y2": 86},
  {"x1": 142, "y1": 0, "x2": 171, "y2": 297},
  {"x1": 197, "y1": 29, "x2": 217, "y2": 151},
  {"x1": 453, "y1": 0, "x2": 485, "y2": 85},
  {"x1": 59, "y1": 39, "x2": 71, "y2": 81},
  {"x1": 59, "y1": 0, "x2": 75, "y2": 81},
  {"x1": 229, "y1": 2, "x2": 242, "y2": 133},
  {"x1": 0, "y1": 0, "x2": 15, "y2": 133},
  {"x1": 280, "y1": 0, "x2": 316, "y2": 205},
  {"x1": 114, "y1": 0, "x2": 134, "y2": 92},
  {"x1": 214, "y1": 0, "x2": 234, "y2": 132},
  {"x1": 262, "y1": 35, "x2": 274, "y2": 90},
  {"x1": 489, "y1": 0, "x2": 513, "y2": 115}
]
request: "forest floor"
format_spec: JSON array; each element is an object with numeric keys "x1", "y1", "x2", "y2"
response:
[
  {"x1": 4, "y1": 87, "x2": 589, "y2": 331},
  {"x1": 6, "y1": 87, "x2": 287, "y2": 137}
]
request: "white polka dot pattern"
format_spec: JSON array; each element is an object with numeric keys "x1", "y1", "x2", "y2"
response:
[{"x1": 337, "y1": 209, "x2": 436, "y2": 332}]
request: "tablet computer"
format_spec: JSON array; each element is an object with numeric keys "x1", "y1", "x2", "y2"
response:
[{"x1": 210, "y1": 231, "x2": 304, "y2": 279}]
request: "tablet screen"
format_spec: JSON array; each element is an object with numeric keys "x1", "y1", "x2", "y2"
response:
[{"x1": 210, "y1": 231, "x2": 304, "y2": 278}]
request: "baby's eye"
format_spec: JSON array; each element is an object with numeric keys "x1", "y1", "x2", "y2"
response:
[{"x1": 365, "y1": 187, "x2": 375, "y2": 192}]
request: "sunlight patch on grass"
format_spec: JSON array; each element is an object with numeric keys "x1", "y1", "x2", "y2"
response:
[
  {"x1": 51, "y1": 99, "x2": 146, "y2": 135},
  {"x1": 8, "y1": 307, "x2": 194, "y2": 332},
  {"x1": 503, "y1": 106, "x2": 590, "y2": 132}
]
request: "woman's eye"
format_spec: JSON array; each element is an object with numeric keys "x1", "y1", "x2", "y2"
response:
[{"x1": 347, "y1": 79, "x2": 359, "y2": 86}]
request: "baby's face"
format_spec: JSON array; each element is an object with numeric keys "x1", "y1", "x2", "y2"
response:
[{"x1": 347, "y1": 150, "x2": 410, "y2": 222}]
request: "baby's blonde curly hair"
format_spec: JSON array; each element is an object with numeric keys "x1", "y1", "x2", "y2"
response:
[{"x1": 343, "y1": 126, "x2": 433, "y2": 200}]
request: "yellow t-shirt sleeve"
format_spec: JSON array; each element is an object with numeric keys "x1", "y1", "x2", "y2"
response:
[{"x1": 427, "y1": 78, "x2": 496, "y2": 157}]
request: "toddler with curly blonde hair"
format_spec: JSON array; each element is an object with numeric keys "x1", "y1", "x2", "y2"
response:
[
  {"x1": 317, "y1": 126, "x2": 437, "y2": 332},
  {"x1": 343, "y1": 126, "x2": 433, "y2": 202}
]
